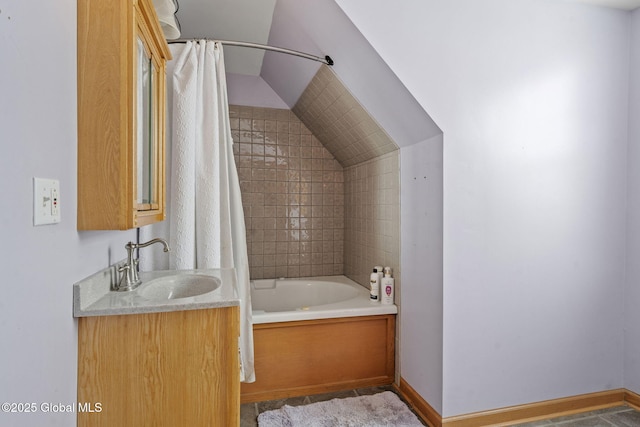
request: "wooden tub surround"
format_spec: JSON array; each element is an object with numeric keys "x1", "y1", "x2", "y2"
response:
[{"x1": 241, "y1": 314, "x2": 396, "y2": 403}]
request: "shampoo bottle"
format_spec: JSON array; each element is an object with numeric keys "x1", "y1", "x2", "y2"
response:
[
  {"x1": 375, "y1": 265, "x2": 384, "y2": 288},
  {"x1": 370, "y1": 268, "x2": 380, "y2": 302},
  {"x1": 381, "y1": 267, "x2": 394, "y2": 305}
]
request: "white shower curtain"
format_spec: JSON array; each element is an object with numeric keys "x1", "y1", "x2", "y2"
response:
[{"x1": 168, "y1": 40, "x2": 254, "y2": 382}]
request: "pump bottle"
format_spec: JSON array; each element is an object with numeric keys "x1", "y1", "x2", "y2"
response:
[{"x1": 381, "y1": 267, "x2": 394, "y2": 305}]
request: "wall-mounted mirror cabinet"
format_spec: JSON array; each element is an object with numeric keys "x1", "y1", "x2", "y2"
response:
[{"x1": 77, "y1": 0, "x2": 171, "y2": 230}]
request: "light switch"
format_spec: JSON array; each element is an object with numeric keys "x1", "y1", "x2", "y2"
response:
[{"x1": 33, "y1": 177, "x2": 61, "y2": 226}]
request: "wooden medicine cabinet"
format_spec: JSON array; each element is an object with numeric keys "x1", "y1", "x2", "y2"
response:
[{"x1": 77, "y1": 0, "x2": 172, "y2": 230}]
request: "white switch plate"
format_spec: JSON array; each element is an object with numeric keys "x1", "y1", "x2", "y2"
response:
[{"x1": 33, "y1": 177, "x2": 60, "y2": 226}]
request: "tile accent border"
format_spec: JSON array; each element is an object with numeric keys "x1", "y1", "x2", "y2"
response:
[{"x1": 395, "y1": 377, "x2": 640, "y2": 427}]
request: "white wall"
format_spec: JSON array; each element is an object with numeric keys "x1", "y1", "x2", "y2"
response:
[
  {"x1": 226, "y1": 73, "x2": 289, "y2": 109},
  {"x1": 337, "y1": 0, "x2": 629, "y2": 417},
  {"x1": 0, "y1": 2, "x2": 135, "y2": 425},
  {"x1": 400, "y1": 134, "x2": 444, "y2": 414},
  {"x1": 625, "y1": 8, "x2": 640, "y2": 396}
]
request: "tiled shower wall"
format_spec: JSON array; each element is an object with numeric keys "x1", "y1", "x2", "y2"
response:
[
  {"x1": 290, "y1": 65, "x2": 401, "y2": 290},
  {"x1": 230, "y1": 105, "x2": 345, "y2": 279},
  {"x1": 343, "y1": 151, "x2": 400, "y2": 288},
  {"x1": 293, "y1": 65, "x2": 398, "y2": 167}
]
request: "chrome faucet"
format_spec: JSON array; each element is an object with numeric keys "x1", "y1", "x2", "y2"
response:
[{"x1": 115, "y1": 238, "x2": 170, "y2": 291}]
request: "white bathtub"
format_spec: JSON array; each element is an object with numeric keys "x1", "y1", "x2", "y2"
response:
[{"x1": 250, "y1": 275, "x2": 397, "y2": 324}]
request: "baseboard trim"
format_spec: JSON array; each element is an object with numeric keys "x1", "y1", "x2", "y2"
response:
[
  {"x1": 625, "y1": 388, "x2": 640, "y2": 410},
  {"x1": 395, "y1": 378, "x2": 442, "y2": 427},
  {"x1": 396, "y1": 378, "x2": 635, "y2": 427},
  {"x1": 442, "y1": 389, "x2": 625, "y2": 427}
]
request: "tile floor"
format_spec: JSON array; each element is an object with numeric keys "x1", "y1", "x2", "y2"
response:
[{"x1": 241, "y1": 388, "x2": 640, "y2": 427}]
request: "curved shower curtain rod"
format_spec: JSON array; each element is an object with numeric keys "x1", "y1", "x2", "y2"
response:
[{"x1": 168, "y1": 38, "x2": 334, "y2": 66}]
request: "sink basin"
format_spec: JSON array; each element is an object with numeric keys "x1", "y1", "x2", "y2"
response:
[{"x1": 138, "y1": 274, "x2": 221, "y2": 300}]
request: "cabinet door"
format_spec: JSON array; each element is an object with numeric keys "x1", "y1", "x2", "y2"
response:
[
  {"x1": 77, "y1": 308, "x2": 240, "y2": 427},
  {"x1": 77, "y1": 0, "x2": 170, "y2": 230},
  {"x1": 132, "y1": 5, "x2": 166, "y2": 227}
]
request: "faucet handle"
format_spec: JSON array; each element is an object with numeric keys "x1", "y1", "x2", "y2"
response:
[
  {"x1": 115, "y1": 238, "x2": 167, "y2": 292},
  {"x1": 114, "y1": 263, "x2": 132, "y2": 291}
]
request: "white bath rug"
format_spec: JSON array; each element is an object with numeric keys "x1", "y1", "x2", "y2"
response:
[{"x1": 257, "y1": 391, "x2": 424, "y2": 427}]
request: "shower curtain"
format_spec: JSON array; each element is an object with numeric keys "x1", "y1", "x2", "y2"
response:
[{"x1": 166, "y1": 40, "x2": 254, "y2": 382}]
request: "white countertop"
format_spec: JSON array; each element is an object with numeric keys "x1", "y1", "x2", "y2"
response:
[{"x1": 73, "y1": 266, "x2": 240, "y2": 317}]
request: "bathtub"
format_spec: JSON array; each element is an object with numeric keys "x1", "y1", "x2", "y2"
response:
[
  {"x1": 250, "y1": 275, "x2": 398, "y2": 324},
  {"x1": 242, "y1": 275, "x2": 398, "y2": 403}
]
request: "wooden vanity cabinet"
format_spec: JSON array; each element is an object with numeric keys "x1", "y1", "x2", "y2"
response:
[
  {"x1": 77, "y1": 307, "x2": 240, "y2": 427},
  {"x1": 77, "y1": 0, "x2": 172, "y2": 230}
]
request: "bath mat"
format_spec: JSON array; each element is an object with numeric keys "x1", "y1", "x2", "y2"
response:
[{"x1": 257, "y1": 391, "x2": 424, "y2": 427}]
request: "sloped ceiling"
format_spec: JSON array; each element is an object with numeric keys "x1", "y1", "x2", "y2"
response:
[
  {"x1": 176, "y1": 0, "x2": 442, "y2": 149},
  {"x1": 261, "y1": 0, "x2": 442, "y2": 148},
  {"x1": 293, "y1": 65, "x2": 401, "y2": 167},
  {"x1": 176, "y1": 0, "x2": 640, "y2": 78},
  {"x1": 174, "y1": 0, "x2": 640, "y2": 150}
]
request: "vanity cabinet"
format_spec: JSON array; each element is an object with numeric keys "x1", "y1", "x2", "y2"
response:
[
  {"x1": 77, "y1": 0, "x2": 172, "y2": 230},
  {"x1": 77, "y1": 307, "x2": 240, "y2": 426}
]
